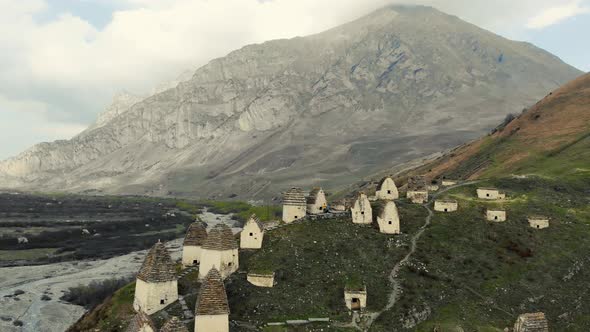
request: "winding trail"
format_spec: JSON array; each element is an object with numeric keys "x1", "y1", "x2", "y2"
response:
[{"x1": 358, "y1": 181, "x2": 481, "y2": 331}]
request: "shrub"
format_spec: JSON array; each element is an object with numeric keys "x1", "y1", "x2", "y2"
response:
[{"x1": 60, "y1": 277, "x2": 133, "y2": 309}]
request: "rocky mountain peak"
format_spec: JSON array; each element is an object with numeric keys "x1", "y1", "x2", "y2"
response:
[{"x1": 0, "y1": 6, "x2": 581, "y2": 199}]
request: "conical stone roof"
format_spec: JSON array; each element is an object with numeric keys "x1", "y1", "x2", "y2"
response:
[
  {"x1": 283, "y1": 187, "x2": 306, "y2": 206},
  {"x1": 160, "y1": 316, "x2": 189, "y2": 332},
  {"x1": 202, "y1": 223, "x2": 238, "y2": 251},
  {"x1": 306, "y1": 187, "x2": 323, "y2": 204},
  {"x1": 376, "y1": 176, "x2": 395, "y2": 191},
  {"x1": 137, "y1": 241, "x2": 177, "y2": 283},
  {"x1": 126, "y1": 311, "x2": 156, "y2": 332},
  {"x1": 184, "y1": 222, "x2": 207, "y2": 246},
  {"x1": 514, "y1": 312, "x2": 549, "y2": 331},
  {"x1": 195, "y1": 268, "x2": 229, "y2": 316},
  {"x1": 245, "y1": 214, "x2": 264, "y2": 232}
]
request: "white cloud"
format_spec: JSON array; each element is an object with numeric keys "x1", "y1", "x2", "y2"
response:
[
  {"x1": 526, "y1": 0, "x2": 590, "y2": 29},
  {"x1": 0, "y1": 94, "x2": 85, "y2": 159},
  {"x1": 0, "y1": 0, "x2": 586, "y2": 159}
]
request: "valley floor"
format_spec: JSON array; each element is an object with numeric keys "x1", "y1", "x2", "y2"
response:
[{"x1": 0, "y1": 210, "x2": 237, "y2": 332}]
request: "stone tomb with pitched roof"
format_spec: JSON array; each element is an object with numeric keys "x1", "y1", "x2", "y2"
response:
[
  {"x1": 373, "y1": 200, "x2": 401, "y2": 234},
  {"x1": 375, "y1": 176, "x2": 399, "y2": 200},
  {"x1": 282, "y1": 187, "x2": 307, "y2": 223},
  {"x1": 125, "y1": 311, "x2": 156, "y2": 332},
  {"x1": 133, "y1": 241, "x2": 178, "y2": 315},
  {"x1": 195, "y1": 268, "x2": 230, "y2": 332},
  {"x1": 240, "y1": 214, "x2": 264, "y2": 249},
  {"x1": 351, "y1": 192, "x2": 373, "y2": 224},
  {"x1": 160, "y1": 316, "x2": 189, "y2": 332},
  {"x1": 199, "y1": 224, "x2": 239, "y2": 280},
  {"x1": 182, "y1": 222, "x2": 208, "y2": 267},
  {"x1": 307, "y1": 187, "x2": 327, "y2": 214}
]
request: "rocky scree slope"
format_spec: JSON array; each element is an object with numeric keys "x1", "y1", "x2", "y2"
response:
[{"x1": 0, "y1": 5, "x2": 581, "y2": 199}]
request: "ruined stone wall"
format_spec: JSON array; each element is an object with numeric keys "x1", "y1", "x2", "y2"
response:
[
  {"x1": 351, "y1": 194, "x2": 372, "y2": 224},
  {"x1": 407, "y1": 190, "x2": 428, "y2": 204},
  {"x1": 282, "y1": 205, "x2": 306, "y2": 223},
  {"x1": 182, "y1": 245, "x2": 202, "y2": 267},
  {"x1": 133, "y1": 279, "x2": 178, "y2": 315},
  {"x1": 247, "y1": 273, "x2": 275, "y2": 287},
  {"x1": 195, "y1": 314, "x2": 229, "y2": 332}
]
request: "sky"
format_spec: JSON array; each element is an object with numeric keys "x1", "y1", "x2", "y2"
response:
[{"x1": 0, "y1": 0, "x2": 588, "y2": 160}]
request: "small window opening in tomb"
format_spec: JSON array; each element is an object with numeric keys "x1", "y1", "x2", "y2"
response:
[
  {"x1": 537, "y1": 225, "x2": 540, "y2": 229},
  {"x1": 228, "y1": 262, "x2": 233, "y2": 266},
  {"x1": 494, "y1": 216, "x2": 498, "y2": 220},
  {"x1": 444, "y1": 208, "x2": 448, "y2": 212},
  {"x1": 160, "y1": 299, "x2": 165, "y2": 304},
  {"x1": 193, "y1": 259, "x2": 198, "y2": 264},
  {"x1": 486, "y1": 194, "x2": 490, "y2": 197},
  {"x1": 387, "y1": 190, "x2": 391, "y2": 194},
  {"x1": 294, "y1": 216, "x2": 298, "y2": 219},
  {"x1": 361, "y1": 211, "x2": 364, "y2": 215},
  {"x1": 249, "y1": 232, "x2": 253, "y2": 236},
  {"x1": 388, "y1": 221, "x2": 392, "y2": 224}
]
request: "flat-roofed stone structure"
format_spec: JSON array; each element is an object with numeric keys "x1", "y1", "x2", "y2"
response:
[
  {"x1": 528, "y1": 216, "x2": 550, "y2": 229},
  {"x1": 182, "y1": 222, "x2": 208, "y2": 267},
  {"x1": 351, "y1": 192, "x2": 372, "y2": 224},
  {"x1": 195, "y1": 268, "x2": 229, "y2": 332},
  {"x1": 199, "y1": 224, "x2": 239, "y2": 280},
  {"x1": 160, "y1": 316, "x2": 189, "y2": 332},
  {"x1": 247, "y1": 272, "x2": 275, "y2": 288},
  {"x1": 375, "y1": 176, "x2": 399, "y2": 200},
  {"x1": 427, "y1": 184, "x2": 439, "y2": 191},
  {"x1": 407, "y1": 190, "x2": 428, "y2": 204},
  {"x1": 513, "y1": 312, "x2": 549, "y2": 332},
  {"x1": 330, "y1": 199, "x2": 349, "y2": 212},
  {"x1": 477, "y1": 187, "x2": 506, "y2": 200},
  {"x1": 126, "y1": 311, "x2": 156, "y2": 332},
  {"x1": 307, "y1": 187, "x2": 327, "y2": 214},
  {"x1": 374, "y1": 200, "x2": 400, "y2": 234},
  {"x1": 434, "y1": 199, "x2": 458, "y2": 212},
  {"x1": 133, "y1": 241, "x2": 178, "y2": 315},
  {"x1": 282, "y1": 187, "x2": 307, "y2": 223},
  {"x1": 344, "y1": 286, "x2": 367, "y2": 311},
  {"x1": 486, "y1": 209, "x2": 506, "y2": 222},
  {"x1": 441, "y1": 179, "x2": 457, "y2": 186},
  {"x1": 240, "y1": 214, "x2": 264, "y2": 249}
]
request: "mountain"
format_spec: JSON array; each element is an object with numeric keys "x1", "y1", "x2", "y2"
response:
[
  {"x1": 0, "y1": 5, "x2": 581, "y2": 199},
  {"x1": 408, "y1": 72, "x2": 590, "y2": 183}
]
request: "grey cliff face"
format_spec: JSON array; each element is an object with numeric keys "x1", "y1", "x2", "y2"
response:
[{"x1": 0, "y1": 6, "x2": 581, "y2": 199}]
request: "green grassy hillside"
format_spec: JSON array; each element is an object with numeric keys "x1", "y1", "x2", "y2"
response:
[{"x1": 370, "y1": 176, "x2": 590, "y2": 331}]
